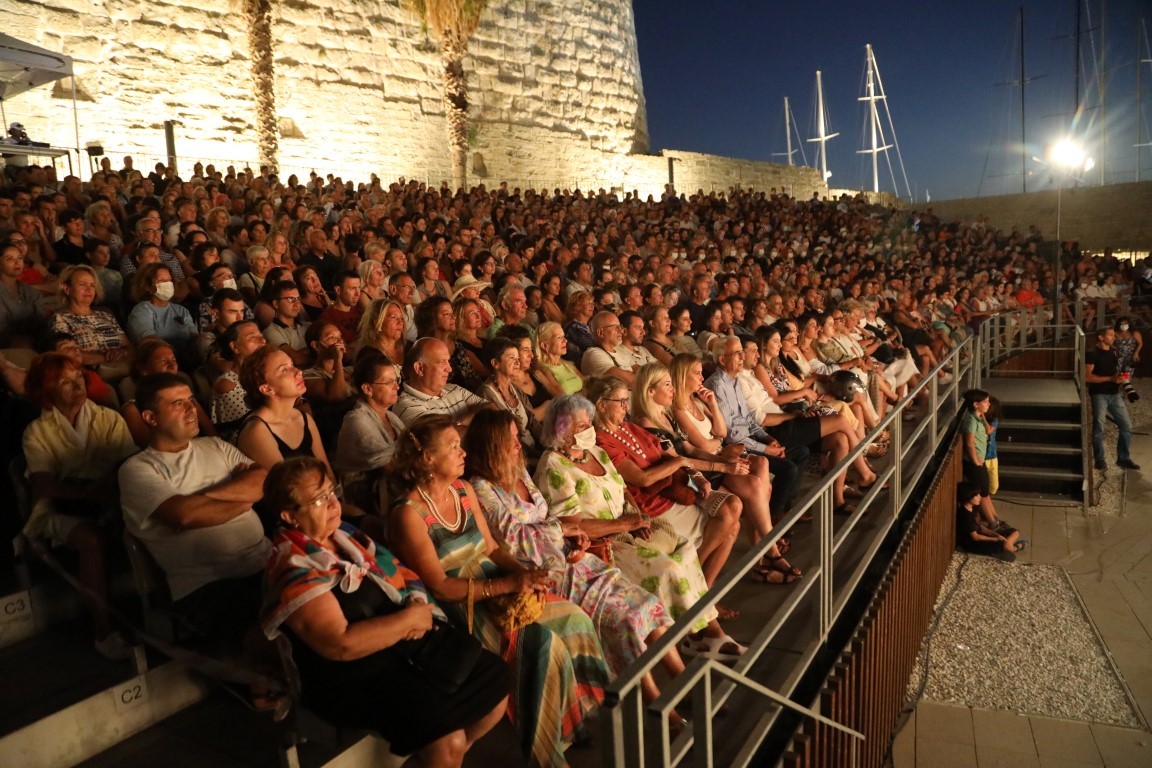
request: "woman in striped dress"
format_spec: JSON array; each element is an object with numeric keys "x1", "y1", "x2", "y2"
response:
[{"x1": 389, "y1": 414, "x2": 608, "y2": 768}]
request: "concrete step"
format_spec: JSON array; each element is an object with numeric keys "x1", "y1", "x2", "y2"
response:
[
  {"x1": 997, "y1": 441, "x2": 1083, "y2": 472},
  {"x1": 997, "y1": 465, "x2": 1085, "y2": 500},
  {"x1": 997, "y1": 419, "x2": 1082, "y2": 447}
]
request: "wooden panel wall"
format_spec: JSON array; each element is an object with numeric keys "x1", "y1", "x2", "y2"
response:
[{"x1": 781, "y1": 438, "x2": 963, "y2": 768}]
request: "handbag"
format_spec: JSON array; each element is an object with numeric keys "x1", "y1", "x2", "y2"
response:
[{"x1": 487, "y1": 590, "x2": 546, "y2": 634}]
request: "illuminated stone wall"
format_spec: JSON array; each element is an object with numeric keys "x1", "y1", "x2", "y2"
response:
[
  {"x1": 929, "y1": 182, "x2": 1152, "y2": 251},
  {"x1": 5, "y1": 0, "x2": 824, "y2": 198}
]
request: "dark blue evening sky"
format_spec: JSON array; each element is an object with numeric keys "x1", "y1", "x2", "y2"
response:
[{"x1": 632, "y1": 0, "x2": 1150, "y2": 202}]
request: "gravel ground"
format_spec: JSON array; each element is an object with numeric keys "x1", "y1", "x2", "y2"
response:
[{"x1": 907, "y1": 555, "x2": 1140, "y2": 726}]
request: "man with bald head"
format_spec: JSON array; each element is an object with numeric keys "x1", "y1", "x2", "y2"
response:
[{"x1": 393, "y1": 337, "x2": 490, "y2": 427}]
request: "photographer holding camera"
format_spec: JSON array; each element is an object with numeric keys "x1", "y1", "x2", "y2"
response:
[
  {"x1": 1086, "y1": 327, "x2": 1139, "y2": 471},
  {"x1": 1112, "y1": 316, "x2": 1142, "y2": 404}
]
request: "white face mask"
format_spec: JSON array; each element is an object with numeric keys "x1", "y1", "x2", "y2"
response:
[
  {"x1": 221, "y1": 278, "x2": 237, "y2": 290},
  {"x1": 573, "y1": 426, "x2": 597, "y2": 452},
  {"x1": 154, "y1": 280, "x2": 175, "y2": 301}
]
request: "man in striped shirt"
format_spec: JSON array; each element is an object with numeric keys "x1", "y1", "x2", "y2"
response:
[{"x1": 394, "y1": 337, "x2": 491, "y2": 428}]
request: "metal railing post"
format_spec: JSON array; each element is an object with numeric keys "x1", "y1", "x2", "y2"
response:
[{"x1": 819, "y1": 488, "x2": 833, "y2": 643}]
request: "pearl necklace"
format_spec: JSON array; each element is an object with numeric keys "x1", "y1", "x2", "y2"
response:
[
  {"x1": 607, "y1": 424, "x2": 647, "y2": 457},
  {"x1": 418, "y1": 484, "x2": 464, "y2": 534}
]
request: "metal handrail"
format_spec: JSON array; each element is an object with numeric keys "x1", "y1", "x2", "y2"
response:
[{"x1": 603, "y1": 333, "x2": 977, "y2": 767}]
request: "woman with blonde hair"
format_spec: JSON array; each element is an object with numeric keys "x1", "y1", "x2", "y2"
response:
[
  {"x1": 389, "y1": 415, "x2": 609, "y2": 768},
  {"x1": 356, "y1": 259, "x2": 387, "y2": 312},
  {"x1": 51, "y1": 264, "x2": 132, "y2": 367},
  {"x1": 533, "y1": 321, "x2": 584, "y2": 397},
  {"x1": 638, "y1": 358, "x2": 799, "y2": 584},
  {"x1": 265, "y1": 231, "x2": 294, "y2": 269},
  {"x1": 355, "y1": 298, "x2": 406, "y2": 372}
]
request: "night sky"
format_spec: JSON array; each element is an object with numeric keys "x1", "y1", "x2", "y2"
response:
[{"x1": 632, "y1": 0, "x2": 1150, "y2": 202}]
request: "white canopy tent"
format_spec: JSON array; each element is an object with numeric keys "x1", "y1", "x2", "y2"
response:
[{"x1": 0, "y1": 33, "x2": 80, "y2": 173}]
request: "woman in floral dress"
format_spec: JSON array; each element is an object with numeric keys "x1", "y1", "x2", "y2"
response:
[
  {"x1": 533, "y1": 394, "x2": 749, "y2": 662},
  {"x1": 465, "y1": 409, "x2": 691, "y2": 710}
]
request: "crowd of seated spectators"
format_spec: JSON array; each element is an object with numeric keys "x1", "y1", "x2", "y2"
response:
[{"x1": 0, "y1": 157, "x2": 1143, "y2": 767}]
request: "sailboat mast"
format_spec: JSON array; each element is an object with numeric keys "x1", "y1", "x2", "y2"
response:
[
  {"x1": 866, "y1": 45, "x2": 880, "y2": 192},
  {"x1": 808, "y1": 70, "x2": 838, "y2": 183},
  {"x1": 784, "y1": 97, "x2": 794, "y2": 167},
  {"x1": 816, "y1": 71, "x2": 830, "y2": 181}
]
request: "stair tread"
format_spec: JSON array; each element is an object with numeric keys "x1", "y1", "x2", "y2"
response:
[
  {"x1": 997, "y1": 442, "x2": 1082, "y2": 455},
  {"x1": 997, "y1": 466, "x2": 1084, "y2": 478},
  {"x1": 999, "y1": 419, "x2": 1081, "y2": 430}
]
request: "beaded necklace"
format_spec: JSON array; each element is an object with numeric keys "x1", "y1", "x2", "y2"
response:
[
  {"x1": 607, "y1": 423, "x2": 648, "y2": 458},
  {"x1": 417, "y1": 484, "x2": 464, "y2": 534}
]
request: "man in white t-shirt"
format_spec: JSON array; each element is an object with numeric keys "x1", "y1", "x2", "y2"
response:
[
  {"x1": 119, "y1": 372, "x2": 270, "y2": 641},
  {"x1": 580, "y1": 311, "x2": 636, "y2": 384}
]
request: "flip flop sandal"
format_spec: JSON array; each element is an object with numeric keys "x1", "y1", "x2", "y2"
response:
[
  {"x1": 679, "y1": 633, "x2": 748, "y2": 662},
  {"x1": 751, "y1": 567, "x2": 801, "y2": 585},
  {"x1": 843, "y1": 486, "x2": 865, "y2": 500},
  {"x1": 865, "y1": 442, "x2": 888, "y2": 458},
  {"x1": 762, "y1": 555, "x2": 802, "y2": 577},
  {"x1": 716, "y1": 603, "x2": 740, "y2": 622},
  {"x1": 834, "y1": 502, "x2": 858, "y2": 516}
]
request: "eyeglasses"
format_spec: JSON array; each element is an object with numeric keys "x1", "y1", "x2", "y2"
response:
[
  {"x1": 277, "y1": 296, "x2": 301, "y2": 303},
  {"x1": 603, "y1": 397, "x2": 629, "y2": 405},
  {"x1": 295, "y1": 483, "x2": 343, "y2": 512}
]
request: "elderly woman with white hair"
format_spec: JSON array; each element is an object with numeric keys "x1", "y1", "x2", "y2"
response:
[{"x1": 533, "y1": 393, "x2": 748, "y2": 656}]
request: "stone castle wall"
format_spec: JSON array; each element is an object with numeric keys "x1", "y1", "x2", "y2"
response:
[
  {"x1": 928, "y1": 182, "x2": 1152, "y2": 252},
  {"x1": 4, "y1": 0, "x2": 824, "y2": 198}
]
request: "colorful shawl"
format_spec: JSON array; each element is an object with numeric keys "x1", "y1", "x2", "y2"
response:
[{"x1": 261, "y1": 522, "x2": 445, "y2": 639}]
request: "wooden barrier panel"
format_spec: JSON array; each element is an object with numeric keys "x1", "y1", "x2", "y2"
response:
[{"x1": 781, "y1": 437, "x2": 964, "y2": 767}]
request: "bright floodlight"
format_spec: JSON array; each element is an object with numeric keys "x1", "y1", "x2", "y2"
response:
[{"x1": 1049, "y1": 139, "x2": 1092, "y2": 171}]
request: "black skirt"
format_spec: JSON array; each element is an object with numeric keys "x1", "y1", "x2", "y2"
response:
[{"x1": 287, "y1": 586, "x2": 510, "y2": 756}]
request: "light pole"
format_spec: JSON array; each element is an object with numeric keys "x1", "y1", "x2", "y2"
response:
[{"x1": 1046, "y1": 139, "x2": 1094, "y2": 336}]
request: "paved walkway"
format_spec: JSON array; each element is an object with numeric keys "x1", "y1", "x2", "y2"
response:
[{"x1": 892, "y1": 421, "x2": 1152, "y2": 767}]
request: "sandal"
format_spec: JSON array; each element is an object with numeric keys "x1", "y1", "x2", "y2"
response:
[
  {"x1": 834, "y1": 502, "x2": 858, "y2": 516},
  {"x1": 856, "y1": 478, "x2": 890, "y2": 492},
  {"x1": 751, "y1": 567, "x2": 801, "y2": 585},
  {"x1": 773, "y1": 537, "x2": 792, "y2": 556},
  {"x1": 843, "y1": 486, "x2": 865, "y2": 500},
  {"x1": 865, "y1": 442, "x2": 888, "y2": 458},
  {"x1": 762, "y1": 555, "x2": 802, "y2": 578},
  {"x1": 716, "y1": 603, "x2": 740, "y2": 622},
  {"x1": 679, "y1": 633, "x2": 748, "y2": 662}
]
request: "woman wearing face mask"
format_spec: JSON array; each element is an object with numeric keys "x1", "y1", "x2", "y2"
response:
[{"x1": 126, "y1": 263, "x2": 197, "y2": 347}]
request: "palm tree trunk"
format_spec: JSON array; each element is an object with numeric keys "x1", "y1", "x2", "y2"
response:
[
  {"x1": 442, "y1": 42, "x2": 469, "y2": 191},
  {"x1": 246, "y1": 0, "x2": 279, "y2": 172}
]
